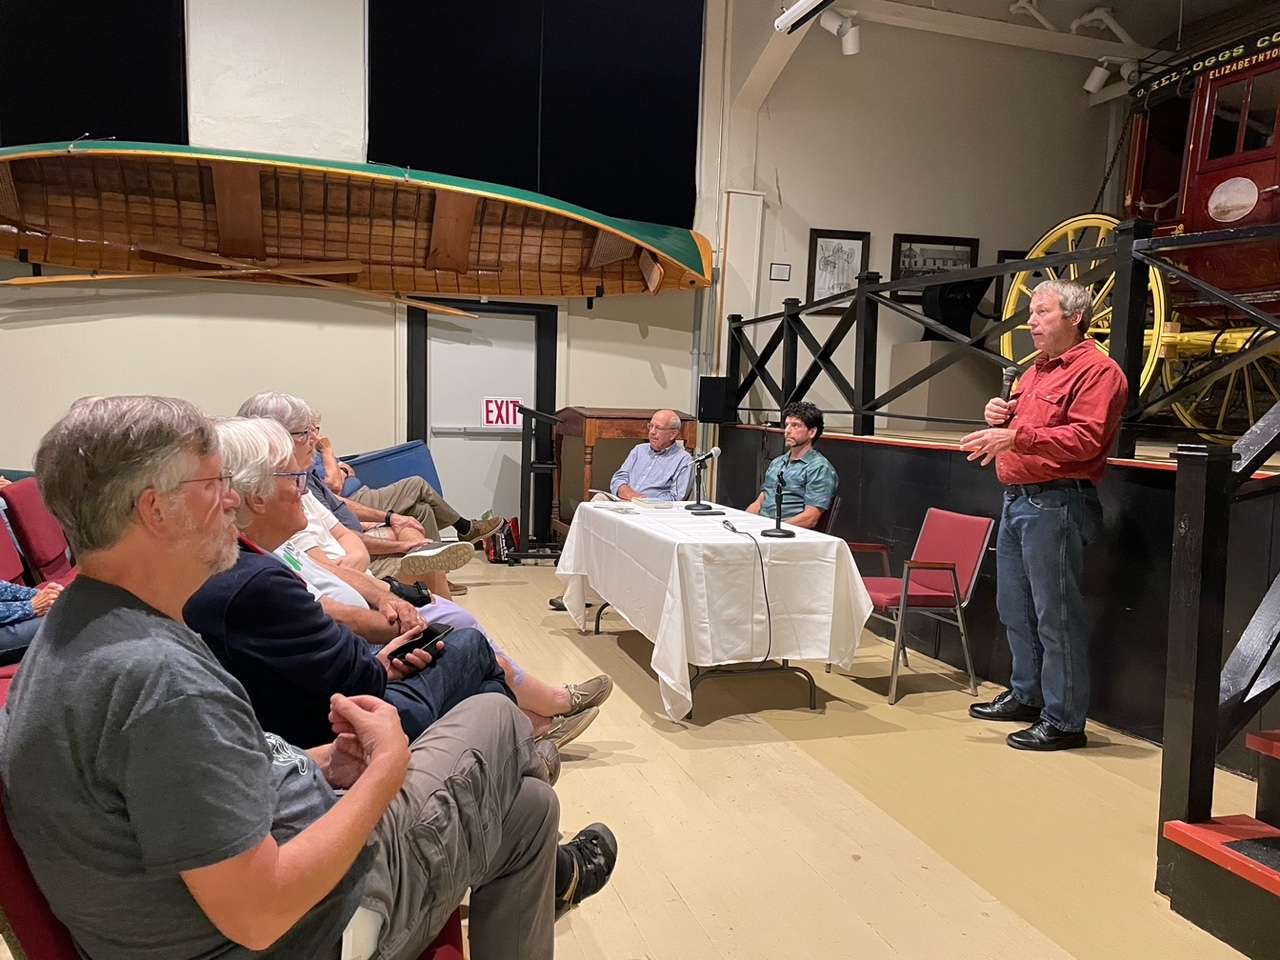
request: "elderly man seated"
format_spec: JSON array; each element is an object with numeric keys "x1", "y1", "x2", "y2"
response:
[
  {"x1": 1, "y1": 395, "x2": 616, "y2": 960},
  {"x1": 548, "y1": 408, "x2": 692, "y2": 611}
]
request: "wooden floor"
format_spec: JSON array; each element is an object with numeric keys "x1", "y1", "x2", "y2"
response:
[
  {"x1": 455, "y1": 557, "x2": 1253, "y2": 960},
  {"x1": 2, "y1": 557, "x2": 1255, "y2": 960}
]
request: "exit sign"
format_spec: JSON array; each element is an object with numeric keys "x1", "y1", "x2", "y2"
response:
[{"x1": 482, "y1": 397, "x2": 523, "y2": 427}]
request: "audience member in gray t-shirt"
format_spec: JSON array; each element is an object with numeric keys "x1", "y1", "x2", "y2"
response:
[{"x1": 0, "y1": 577, "x2": 369, "y2": 960}]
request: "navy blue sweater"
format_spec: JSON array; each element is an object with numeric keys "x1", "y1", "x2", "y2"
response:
[{"x1": 184, "y1": 543, "x2": 386, "y2": 748}]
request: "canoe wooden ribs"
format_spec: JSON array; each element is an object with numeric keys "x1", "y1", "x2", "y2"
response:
[{"x1": 0, "y1": 141, "x2": 712, "y2": 301}]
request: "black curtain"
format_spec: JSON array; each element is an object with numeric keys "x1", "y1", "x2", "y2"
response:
[
  {"x1": 369, "y1": 0, "x2": 703, "y2": 228},
  {"x1": 0, "y1": 0, "x2": 187, "y2": 146}
]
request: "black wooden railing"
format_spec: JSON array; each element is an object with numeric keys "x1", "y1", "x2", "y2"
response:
[{"x1": 727, "y1": 219, "x2": 1280, "y2": 458}]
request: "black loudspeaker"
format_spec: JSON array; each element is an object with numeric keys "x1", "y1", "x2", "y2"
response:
[
  {"x1": 920, "y1": 277, "x2": 993, "y2": 341},
  {"x1": 697, "y1": 376, "x2": 737, "y2": 423}
]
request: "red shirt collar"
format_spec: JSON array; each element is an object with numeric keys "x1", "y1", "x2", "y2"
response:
[{"x1": 1034, "y1": 339, "x2": 1095, "y2": 371}]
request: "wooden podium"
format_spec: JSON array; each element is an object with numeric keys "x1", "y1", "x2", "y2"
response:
[{"x1": 552, "y1": 406, "x2": 696, "y2": 537}]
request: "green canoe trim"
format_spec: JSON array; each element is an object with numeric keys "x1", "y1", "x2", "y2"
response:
[{"x1": 0, "y1": 140, "x2": 710, "y2": 279}]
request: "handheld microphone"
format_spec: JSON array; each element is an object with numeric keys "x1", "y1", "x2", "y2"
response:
[
  {"x1": 722, "y1": 519, "x2": 740, "y2": 533},
  {"x1": 1000, "y1": 366, "x2": 1017, "y2": 402},
  {"x1": 692, "y1": 446, "x2": 721, "y2": 465}
]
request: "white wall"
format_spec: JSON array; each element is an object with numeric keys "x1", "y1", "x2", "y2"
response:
[
  {"x1": 186, "y1": 0, "x2": 367, "y2": 160},
  {"x1": 557, "y1": 294, "x2": 696, "y2": 412},
  {"x1": 0, "y1": 271, "x2": 400, "y2": 468},
  {"x1": 740, "y1": 21, "x2": 1112, "y2": 428}
]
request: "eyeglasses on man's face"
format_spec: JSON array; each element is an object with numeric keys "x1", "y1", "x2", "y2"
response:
[
  {"x1": 273, "y1": 471, "x2": 309, "y2": 494},
  {"x1": 178, "y1": 474, "x2": 234, "y2": 494},
  {"x1": 648, "y1": 422, "x2": 677, "y2": 433}
]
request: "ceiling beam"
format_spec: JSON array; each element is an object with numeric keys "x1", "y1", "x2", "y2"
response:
[
  {"x1": 839, "y1": 0, "x2": 1153, "y2": 61},
  {"x1": 424, "y1": 191, "x2": 478, "y2": 273},
  {"x1": 211, "y1": 162, "x2": 266, "y2": 261}
]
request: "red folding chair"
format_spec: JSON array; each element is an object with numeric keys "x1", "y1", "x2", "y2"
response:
[
  {"x1": 0, "y1": 666, "x2": 464, "y2": 960},
  {"x1": 0, "y1": 479, "x2": 76, "y2": 586},
  {"x1": 849, "y1": 508, "x2": 994, "y2": 704}
]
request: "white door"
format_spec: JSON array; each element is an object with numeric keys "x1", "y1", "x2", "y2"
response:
[{"x1": 425, "y1": 310, "x2": 538, "y2": 523}]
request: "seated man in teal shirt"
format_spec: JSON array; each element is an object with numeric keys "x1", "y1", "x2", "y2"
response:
[{"x1": 746, "y1": 401, "x2": 839, "y2": 529}]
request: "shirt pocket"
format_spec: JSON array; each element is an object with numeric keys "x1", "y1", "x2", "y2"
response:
[{"x1": 1026, "y1": 390, "x2": 1069, "y2": 427}]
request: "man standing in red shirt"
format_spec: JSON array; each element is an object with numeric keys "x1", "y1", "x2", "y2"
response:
[{"x1": 960, "y1": 280, "x2": 1127, "y2": 751}]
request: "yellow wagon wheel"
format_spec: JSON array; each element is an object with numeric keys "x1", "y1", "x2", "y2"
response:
[
  {"x1": 999, "y1": 213, "x2": 1165, "y2": 393},
  {"x1": 1160, "y1": 324, "x2": 1280, "y2": 443}
]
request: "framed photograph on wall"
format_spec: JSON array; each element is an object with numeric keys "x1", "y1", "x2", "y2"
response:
[
  {"x1": 889, "y1": 233, "x2": 980, "y2": 303},
  {"x1": 806, "y1": 228, "x2": 871, "y2": 314},
  {"x1": 992, "y1": 249, "x2": 1028, "y2": 321}
]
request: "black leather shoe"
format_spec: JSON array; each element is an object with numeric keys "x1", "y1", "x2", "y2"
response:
[
  {"x1": 548, "y1": 596, "x2": 591, "y2": 612},
  {"x1": 968, "y1": 690, "x2": 1041, "y2": 722},
  {"x1": 1007, "y1": 720, "x2": 1087, "y2": 751}
]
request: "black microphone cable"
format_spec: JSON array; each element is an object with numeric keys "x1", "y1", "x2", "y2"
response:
[{"x1": 722, "y1": 519, "x2": 772, "y2": 663}]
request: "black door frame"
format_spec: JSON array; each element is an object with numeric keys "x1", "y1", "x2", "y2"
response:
[{"x1": 407, "y1": 300, "x2": 558, "y2": 543}]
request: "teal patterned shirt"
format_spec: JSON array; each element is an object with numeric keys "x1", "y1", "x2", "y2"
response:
[{"x1": 759, "y1": 447, "x2": 839, "y2": 520}]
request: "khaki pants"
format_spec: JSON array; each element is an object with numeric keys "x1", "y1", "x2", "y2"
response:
[
  {"x1": 362, "y1": 693, "x2": 557, "y2": 960},
  {"x1": 352, "y1": 477, "x2": 462, "y2": 541}
]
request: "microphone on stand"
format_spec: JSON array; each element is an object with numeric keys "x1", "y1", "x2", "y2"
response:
[
  {"x1": 686, "y1": 447, "x2": 724, "y2": 514},
  {"x1": 760, "y1": 459, "x2": 796, "y2": 538}
]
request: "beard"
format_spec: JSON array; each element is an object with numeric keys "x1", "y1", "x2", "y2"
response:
[{"x1": 175, "y1": 502, "x2": 240, "y2": 576}]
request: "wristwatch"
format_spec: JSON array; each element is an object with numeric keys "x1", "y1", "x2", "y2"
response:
[{"x1": 385, "y1": 511, "x2": 394, "y2": 526}]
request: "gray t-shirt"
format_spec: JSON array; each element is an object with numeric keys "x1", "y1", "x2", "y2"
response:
[{"x1": 0, "y1": 576, "x2": 370, "y2": 960}]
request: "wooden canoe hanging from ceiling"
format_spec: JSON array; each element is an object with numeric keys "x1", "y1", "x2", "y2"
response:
[{"x1": 0, "y1": 141, "x2": 713, "y2": 305}]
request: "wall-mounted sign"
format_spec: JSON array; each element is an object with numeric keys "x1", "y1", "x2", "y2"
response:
[
  {"x1": 481, "y1": 397, "x2": 523, "y2": 427},
  {"x1": 769, "y1": 262, "x2": 792, "y2": 282}
]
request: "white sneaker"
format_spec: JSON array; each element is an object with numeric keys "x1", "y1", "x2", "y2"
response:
[{"x1": 395, "y1": 541, "x2": 474, "y2": 578}]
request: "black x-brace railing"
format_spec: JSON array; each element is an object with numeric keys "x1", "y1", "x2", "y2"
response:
[{"x1": 726, "y1": 241, "x2": 1135, "y2": 442}]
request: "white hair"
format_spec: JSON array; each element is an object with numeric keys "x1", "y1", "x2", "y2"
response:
[
  {"x1": 236, "y1": 391, "x2": 316, "y2": 433},
  {"x1": 215, "y1": 417, "x2": 295, "y2": 515}
]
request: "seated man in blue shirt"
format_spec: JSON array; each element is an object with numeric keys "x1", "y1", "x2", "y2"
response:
[
  {"x1": 746, "y1": 401, "x2": 840, "y2": 530},
  {"x1": 548, "y1": 410, "x2": 693, "y2": 611},
  {"x1": 608, "y1": 410, "x2": 694, "y2": 501}
]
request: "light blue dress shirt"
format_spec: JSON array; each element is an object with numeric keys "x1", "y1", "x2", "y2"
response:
[{"x1": 610, "y1": 442, "x2": 694, "y2": 500}]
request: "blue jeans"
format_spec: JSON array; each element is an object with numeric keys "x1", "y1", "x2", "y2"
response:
[
  {"x1": 995, "y1": 487, "x2": 1102, "y2": 732},
  {"x1": 0, "y1": 617, "x2": 39, "y2": 666},
  {"x1": 384, "y1": 627, "x2": 516, "y2": 741}
]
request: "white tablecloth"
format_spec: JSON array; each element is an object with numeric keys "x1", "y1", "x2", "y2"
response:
[{"x1": 555, "y1": 502, "x2": 872, "y2": 719}]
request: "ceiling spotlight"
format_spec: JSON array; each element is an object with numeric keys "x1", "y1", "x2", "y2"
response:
[
  {"x1": 1083, "y1": 62, "x2": 1112, "y2": 94},
  {"x1": 819, "y1": 10, "x2": 860, "y2": 55}
]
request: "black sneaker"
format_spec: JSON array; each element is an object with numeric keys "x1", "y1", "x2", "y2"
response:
[{"x1": 557, "y1": 823, "x2": 618, "y2": 906}]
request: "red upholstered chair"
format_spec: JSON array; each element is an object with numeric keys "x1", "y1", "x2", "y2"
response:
[
  {"x1": 0, "y1": 522, "x2": 26, "y2": 586},
  {"x1": 0, "y1": 666, "x2": 464, "y2": 960},
  {"x1": 849, "y1": 508, "x2": 993, "y2": 704},
  {"x1": 0, "y1": 479, "x2": 76, "y2": 586}
]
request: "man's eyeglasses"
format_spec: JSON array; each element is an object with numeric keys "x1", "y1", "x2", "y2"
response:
[
  {"x1": 273, "y1": 471, "x2": 309, "y2": 494},
  {"x1": 648, "y1": 422, "x2": 678, "y2": 432},
  {"x1": 178, "y1": 474, "x2": 233, "y2": 493}
]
